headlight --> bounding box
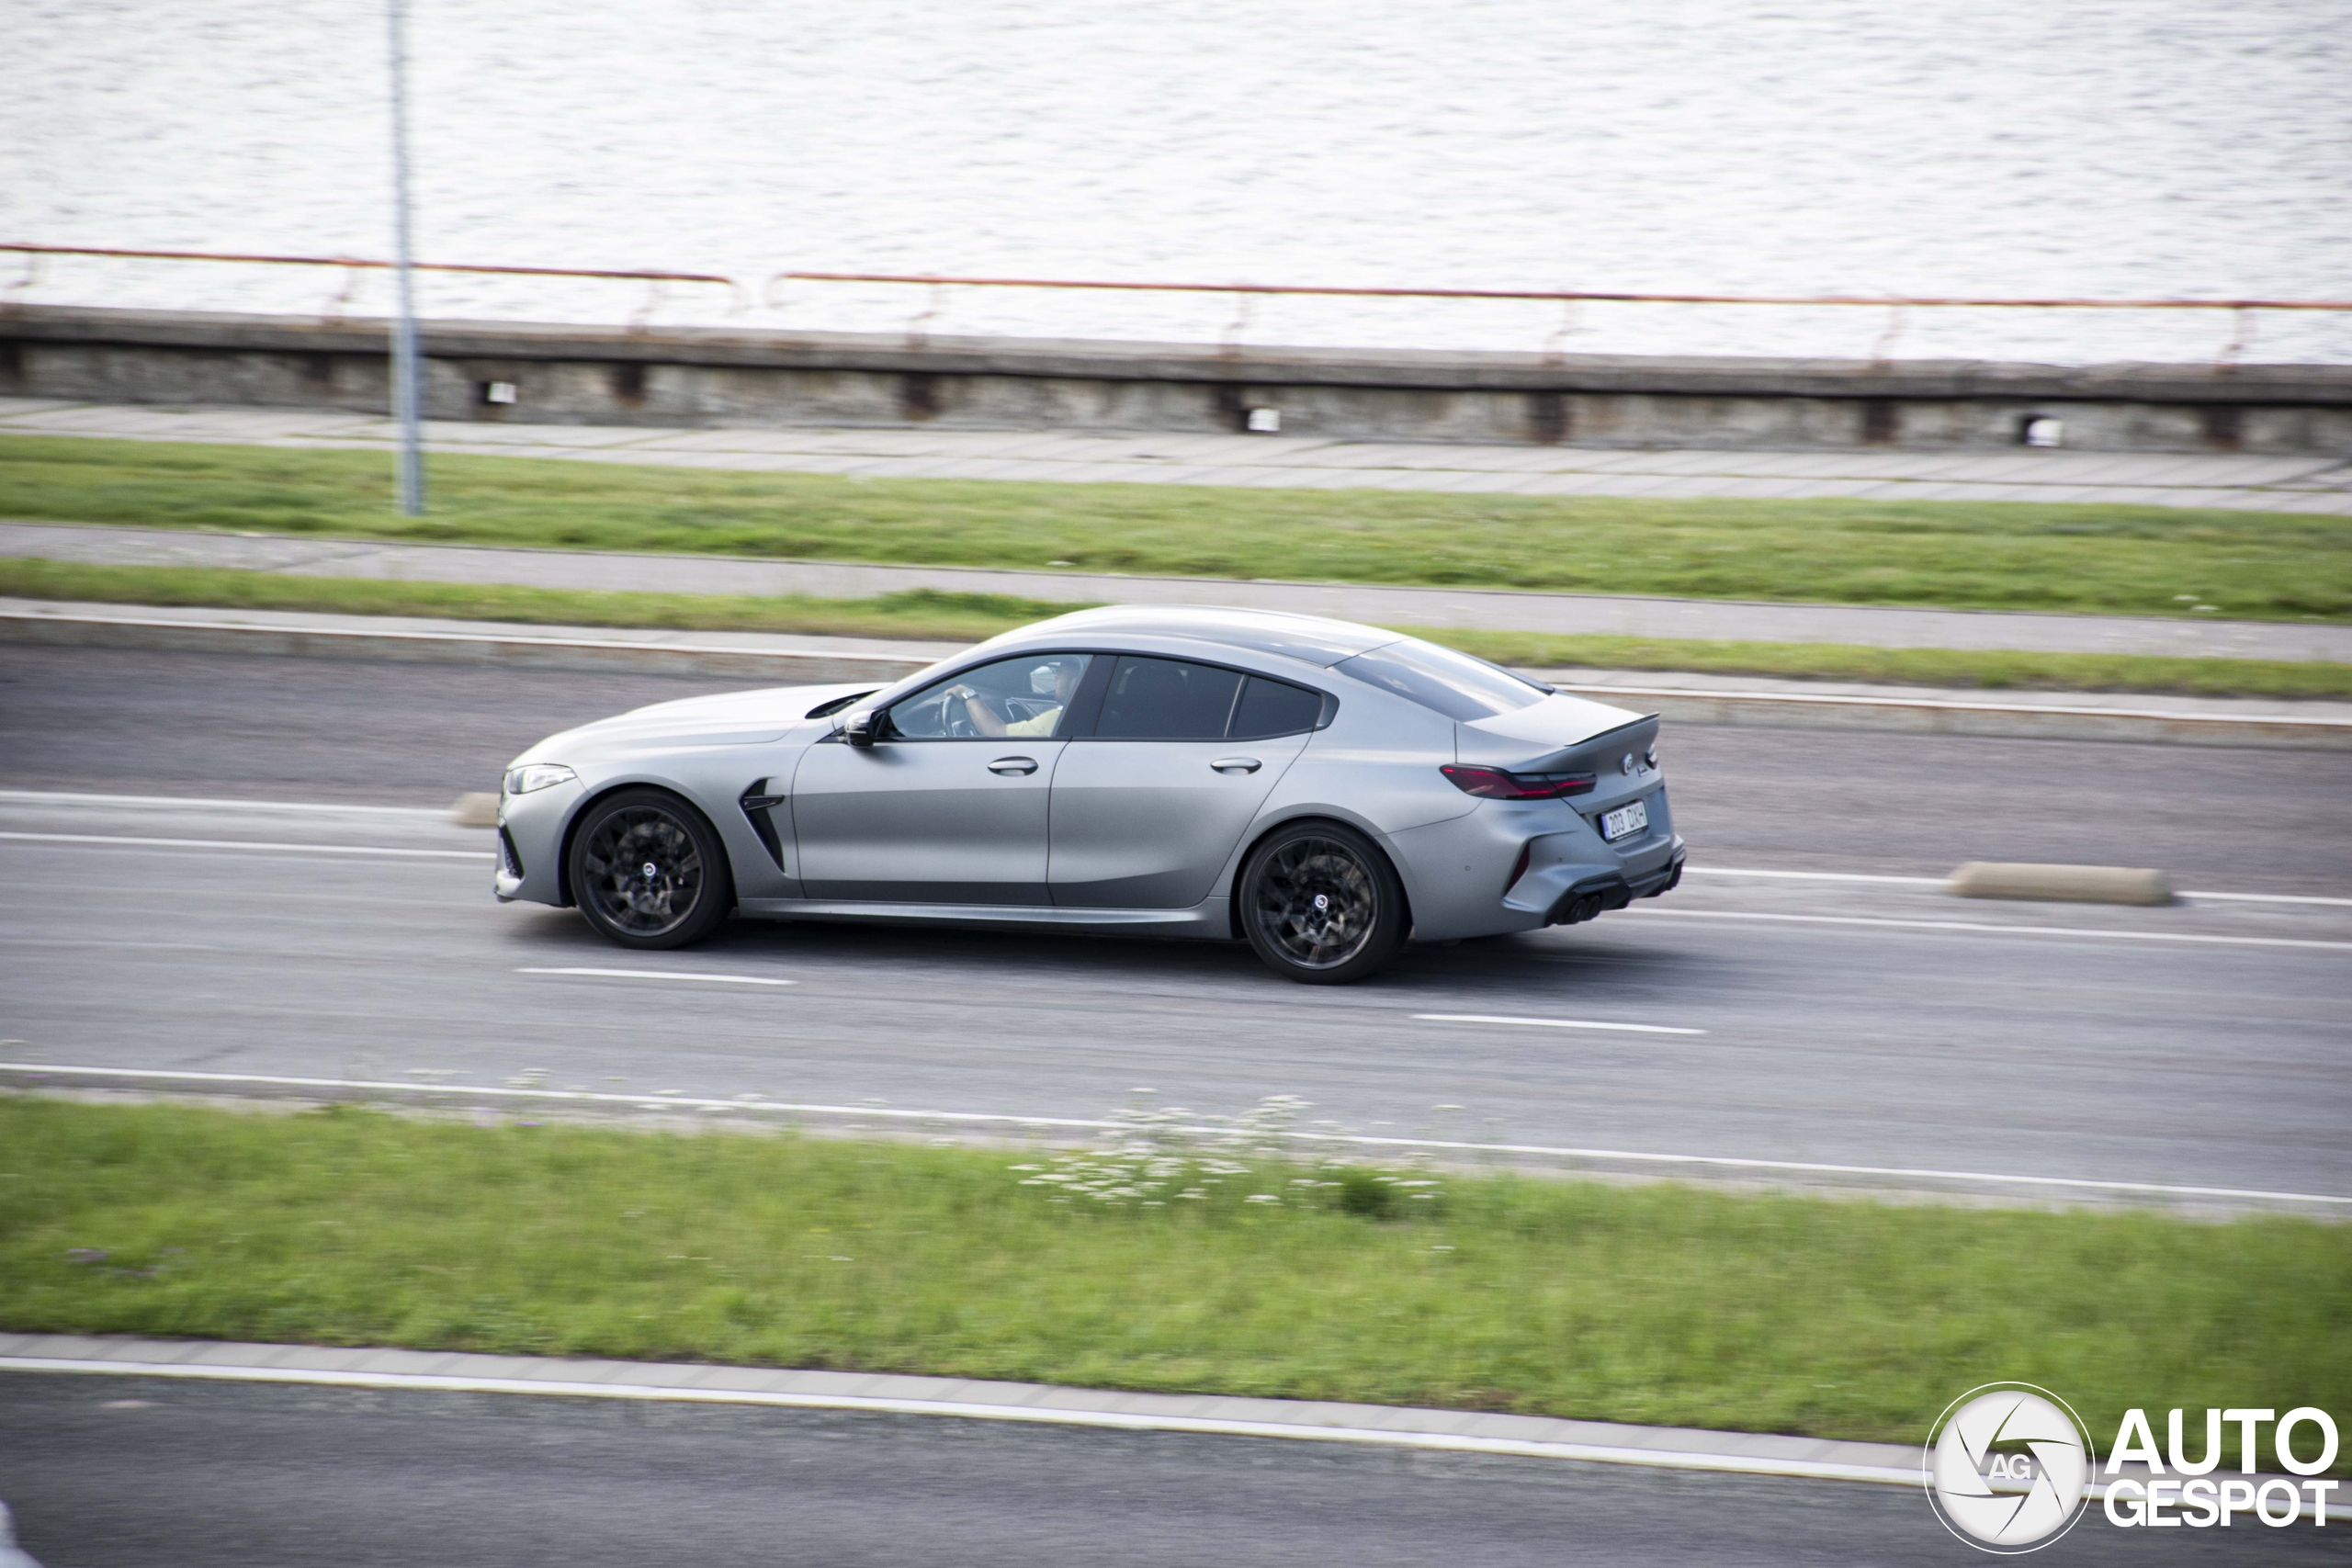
[503,763,577,795]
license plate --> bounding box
[1600,798,1649,843]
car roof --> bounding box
[994,604,1400,668]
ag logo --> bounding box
[1924,1383,2096,1552]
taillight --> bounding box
[1441,764,1597,800]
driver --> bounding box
[947,659,1082,738]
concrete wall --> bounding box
[5,304,2349,454]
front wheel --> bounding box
[1238,822,1407,985]
[568,788,734,949]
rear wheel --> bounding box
[568,788,734,949]
[1239,821,1407,985]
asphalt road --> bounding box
[4,643,2348,886]
[3,1375,2341,1568]
[1,644,2346,1199]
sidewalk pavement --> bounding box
[6,519,2346,664]
[6,394,2351,514]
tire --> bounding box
[1238,820,1408,985]
[567,788,735,950]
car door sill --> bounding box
[741,897,1226,932]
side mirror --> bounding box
[842,710,881,748]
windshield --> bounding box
[1335,639,1550,722]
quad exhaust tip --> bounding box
[1948,862,2172,907]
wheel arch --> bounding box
[556,779,737,912]
[1227,811,1416,944]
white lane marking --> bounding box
[6,1063,2346,1209]
[1684,866,1942,886]
[1415,1013,1705,1036]
[6,792,2340,905]
[0,788,450,818]
[1626,908,2352,952]
[2180,890,2352,908]
[0,831,489,860]
[516,967,796,987]
[1686,863,2352,907]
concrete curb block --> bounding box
[1949,862,2174,906]
[9,608,2349,749]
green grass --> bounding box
[4,433,2349,620]
[6,556,2347,699]
[4,1099,2346,1456]
[0,558,1084,645]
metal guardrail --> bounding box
[9,243,2352,360]
[1,242,746,324]
[771,270,2352,361]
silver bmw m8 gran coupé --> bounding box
[494,605,1684,983]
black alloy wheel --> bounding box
[568,788,734,949]
[1239,821,1407,985]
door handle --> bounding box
[988,756,1039,775]
[1210,757,1262,774]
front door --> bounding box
[1048,656,1318,909]
[788,652,1091,904]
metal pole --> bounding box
[387,0,424,513]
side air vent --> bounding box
[739,780,788,870]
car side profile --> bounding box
[494,605,1685,983]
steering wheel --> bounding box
[939,685,985,739]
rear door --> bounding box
[1047,658,1321,909]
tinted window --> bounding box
[1334,640,1549,722]
[1229,676,1326,739]
[1095,657,1243,739]
[886,653,1093,739]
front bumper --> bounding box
[492,776,584,906]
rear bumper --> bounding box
[1545,851,1685,926]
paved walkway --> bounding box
[6,394,2352,513]
[6,518,2346,661]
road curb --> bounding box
[7,606,2348,749]
[0,1333,1924,1487]
[8,1063,2348,1214]
[0,608,932,683]
[5,1337,2324,1519]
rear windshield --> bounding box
[1335,639,1550,722]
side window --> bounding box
[1094,657,1244,740]
[884,653,1092,739]
[1229,676,1326,739]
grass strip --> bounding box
[0,558,1080,646]
[3,1099,2346,1456]
[5,556,2346,700]
[4,433,2347,620]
